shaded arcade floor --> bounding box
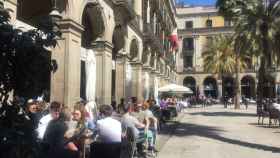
[157,105,280,158]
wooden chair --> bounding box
[257,105,269,125]
[268,107,280,126]
[120,126,136,158]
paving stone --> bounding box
[157,104,280,158]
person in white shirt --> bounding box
[96,104,122,143]
[121,103,146,139]
[36,101,62,139]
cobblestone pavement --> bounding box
[157,104,280,158]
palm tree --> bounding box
[216,0,280,105]
[202,35,248,109]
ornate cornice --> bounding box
[142,65,152,72]
[130,61,143,67]
[58,19,84,37]
[91,40,113,52]
[177,12,218,18]
[128,15,143,38]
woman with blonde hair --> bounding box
[142,101,158,153]
[72,101,87,129]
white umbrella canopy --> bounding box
[84,49,96,102]
[158,84,193,94]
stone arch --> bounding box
[81,3,106,47]
[183,76,196,96]
[129,38,139,61]
[203,76,218,98]
[112,25,126,59]
[17,0,52,24]
[79,1,107,24]
[241,75,256,99]
[80,2,106,100]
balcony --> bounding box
[183,67,196,73]
[178,26,234,36]
[113,0,136,23]
[129,14,141,32]
[143,23,164,54]
[182,50,194,57]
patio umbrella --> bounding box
[154,77,159,104]
[158,84,193,94]
[84,49,96,102]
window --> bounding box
[183,38,194,50]
[185,21,193,29]
[206,19,212,27]
[184,56,193,68]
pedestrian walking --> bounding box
[224,96,228,108]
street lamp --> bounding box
[50,0,61,21]
[49,0,62,34]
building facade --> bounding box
[2,0,178,106]
[175,5,280,100]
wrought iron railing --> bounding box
[178,26,234,34]
[143,23,164,54]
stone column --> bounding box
[217,79,223,99]
[131,62,143,101]
[150,70,159,100]
[92,41,113,105]
[157,73,163,88]
[115,54,126,104]
[51,19,83,106]
[197,77,204,96]
[142,66,152,100]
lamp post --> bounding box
[49,0,62,34]
[50,0,62,22]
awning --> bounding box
[158,84,193,94]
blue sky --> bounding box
[176,0,217,6]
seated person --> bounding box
[132,102,158,151]
[96,105,122,143]
[121,103,147,157]
[121,103,146,140]
[37,101,62,140]
[43,105,79,158]
[142,102,158,150]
